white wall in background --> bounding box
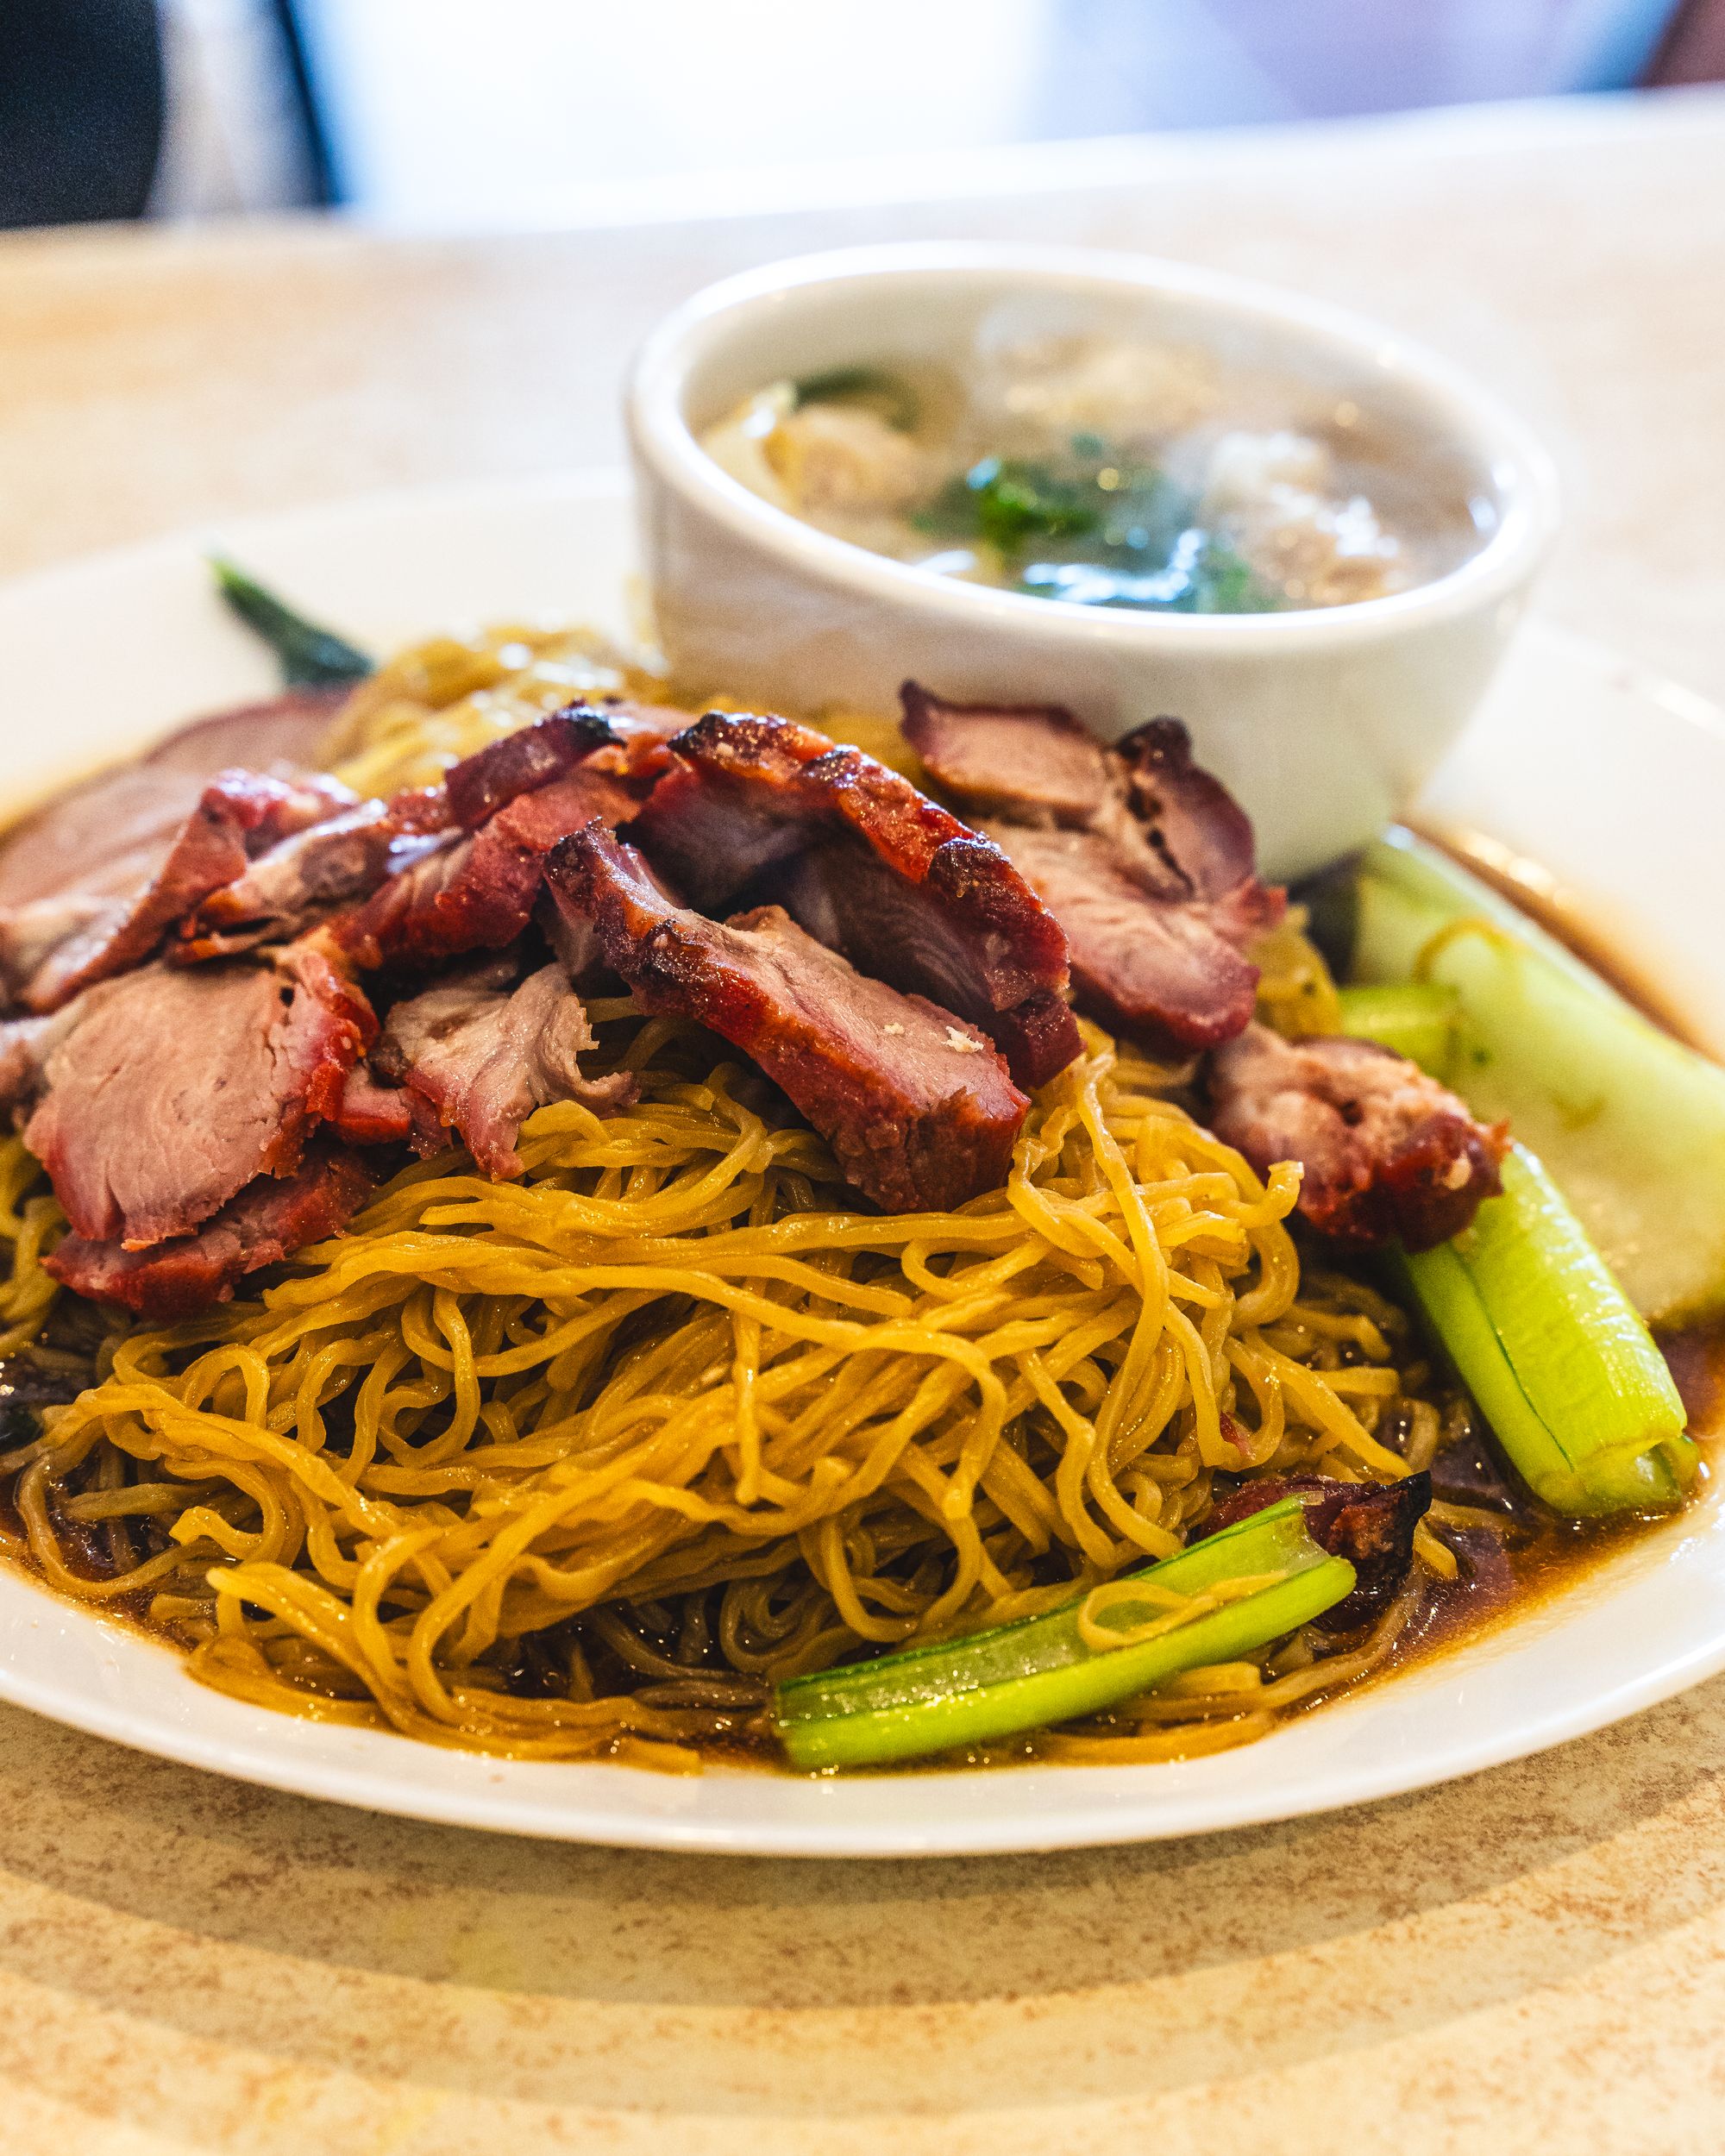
[1028,0,1676,132]
[297,0,1051,225]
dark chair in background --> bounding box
[0,0,332,229]
[0,0,163,228]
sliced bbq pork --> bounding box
[546,823,1028,1213]
[45,1140,379,1321]
[181,794,407,960]
[20,938,372,1250]
[900,686,1283,1058]
[1207,1023,1507,1252]
[328,705,663,972]
[171,701,682,969]
[0,689,354,1014]
[7,767,355,1013]
[0,686,342,912]
[634,712,1080,1090]
[371,956,637,1177]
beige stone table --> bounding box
[2,89,1724,2156]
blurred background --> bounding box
[2,0,1722,232]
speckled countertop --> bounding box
[1,90,1723,2156]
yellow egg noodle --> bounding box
[0,624,1474,1773]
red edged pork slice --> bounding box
[985,825,1263,1057]
[373,957,636,1178]
[900,681,1113,825]
[899,688,1284,1056]
[329,1062,419,1148]
[0,688,347,921]
[333,755,641,975]
[23,938,373,1249]
[1207,1023,1507,1252]
[442,705,621,830]
[440,697,687,831]
[11,768,354,1013]
[1108,717,1264,904]
[45,1140,380,1321]
[187,707,645,964]
[182,795,406,959]
[546,824,1028,1214]
[637,712,1080,1090]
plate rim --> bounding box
[1,468,1722,1858]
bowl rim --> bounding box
[627,240,1562,652]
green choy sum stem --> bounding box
[774,1497,1353,1771]
[1349,827,1725,1326]
[1396,1144,1697,1517]
[1335,981,1461,1074]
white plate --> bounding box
[0,470,1721,1858]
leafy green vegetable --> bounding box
[774,1497,1352,1770]
[792,367,919,432]
[1335,981,1461,1071]
[919,456,1101,554]
[210,556,373,687]
[913,434,1280,615]
[1396,1145,1697,1516]
[1350,829,1725,1326]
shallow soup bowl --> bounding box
[627,242,1560,881]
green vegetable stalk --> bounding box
[1335,981,1460,1072]
[774,1497,1352,1771]
[210,556,373,688]
[1396,1144,1697,1516]
[1351,829,1725,1326]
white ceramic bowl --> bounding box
[628,243,1561,881]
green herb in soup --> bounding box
[912,438,1283,614]
[699,334,1423,613]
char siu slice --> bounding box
[1207,1023,1506,1252]
[190,708,634,964]
[546,824,1029,1213]
[900,686,1283,1058]
[1198,1471,1433,1631]
[0,689,347,919]
[46,1140,379,1321]
[984,826,1263,1056]
[442,706,620,830]
[1109,717,1263,901]
[636,712,1080,1090]
[329,711,649,972]
[373,956,636,1177]
[8,768,354,1013]
[899,683,1114,824]
[185,780,458,963]
[23,938,373,1249]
